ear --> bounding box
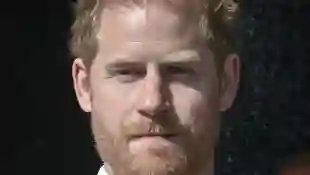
[72,58,92,113]
[219,53,240,111]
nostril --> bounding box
[138,102,170,118]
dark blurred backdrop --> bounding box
[16,1,310,175]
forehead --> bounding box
[93,0,216,63]
[95,0,210,62]
[98,2,202,39]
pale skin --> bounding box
[72,1,240,175]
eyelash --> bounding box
[117,70,144,75]
[111,66,195,83]
[113,69,145,82]
[166,66,195,75]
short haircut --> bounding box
[70,0,240,67]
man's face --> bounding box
[73,1,239,175]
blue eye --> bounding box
[168,66,195,75]
[115,69,145,83]
[117,70,136,75]
[164,66,197,82]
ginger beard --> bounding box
[91,90,220,175]
[73,1,238,175]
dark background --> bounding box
[16,1,310,175]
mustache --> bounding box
[121,115,181,139]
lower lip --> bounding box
[135,135,176,138]
[131,135,177,141]
[129,135,177,153]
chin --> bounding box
[129,146,188,175]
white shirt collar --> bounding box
[97,165,109,175]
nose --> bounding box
[137,66,169,117]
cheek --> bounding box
[169,77,220,145]
[169,81,220,160]
[89,66,142,136]
[170,80,219,125]
[89,70,143,161]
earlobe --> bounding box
[219,53,240,112]
[72,58,92,113]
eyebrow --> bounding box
[104,49,201,69]
[160,50,201,63]
[104,60,144,71]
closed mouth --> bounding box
[131,133,177,139]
